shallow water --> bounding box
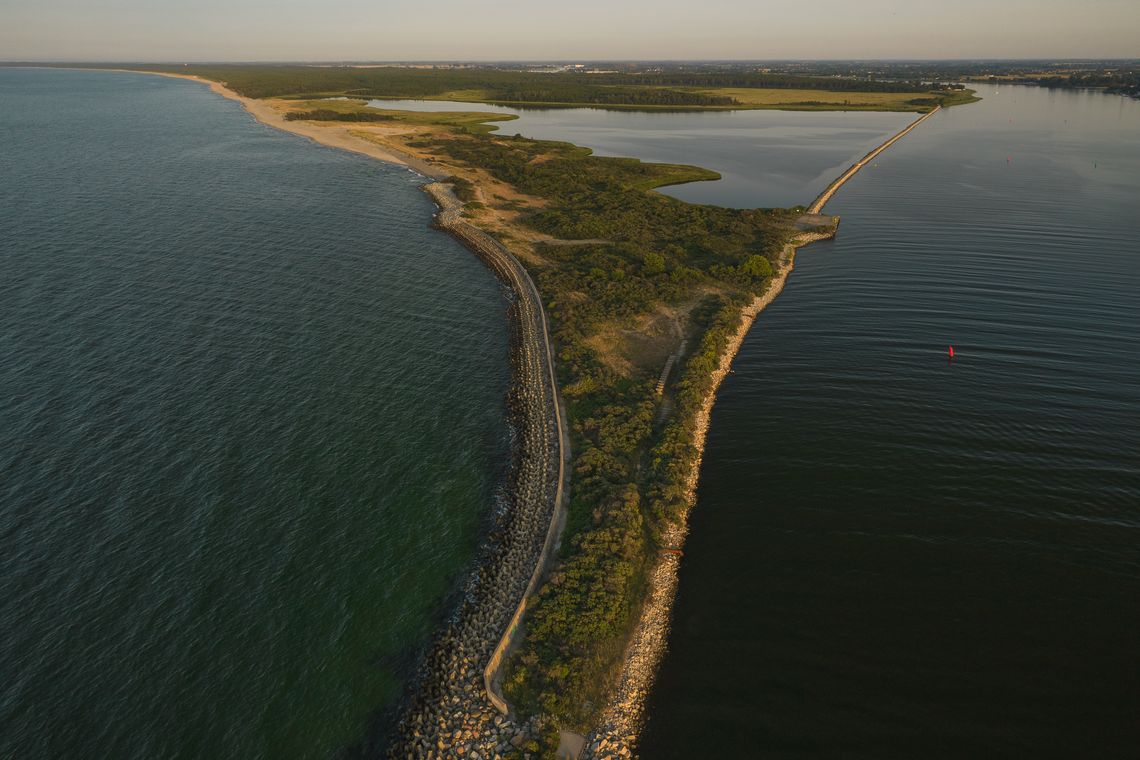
[367,98,914,208]
[0,69,510,759]
[641,86,1140,757]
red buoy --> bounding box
[948,345,955,358]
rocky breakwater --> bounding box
[385,183,564,759]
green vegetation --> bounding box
[137,64,913,736]
[286,97,517,134]
[155,61,968,736]
[927,87,982,108]
[241,76,846,734]
[394,118,796,727]
[1020,70,1140,98]
[476,84,736,107]
[118,64,975,111]
[126,65,739,106]
[283,108,394,122]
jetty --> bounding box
[807,105,941,214]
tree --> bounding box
[642,251,665,275]
[741,254,773,278]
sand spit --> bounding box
[100,69,909,758]
[131,71,448,179]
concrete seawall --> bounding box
[385,183,566,758]
[807,105,941,214]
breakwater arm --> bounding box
[807,105,941,214]
[425,184,569,714]
[385,183,567,758]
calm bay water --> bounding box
[367,98,914,208]
[0,69,510,758]
[642,87,1140,757]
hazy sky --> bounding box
[2,0,1138,61]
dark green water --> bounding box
[366,98,915,208]
[642,87,1140,756]
[0,69,510,758]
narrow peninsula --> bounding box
[119,65,969,758]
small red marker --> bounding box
[948,345,955,359]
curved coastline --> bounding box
[106,69,936,757]
[127,71,570,757]
[383,182,569,757]
[133,71,449,178]
[422,185,569,717]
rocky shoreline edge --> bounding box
[583,227,837,759]
[109,70,560,758]
[383,183,567,760]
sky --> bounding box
[2,0,1138,61]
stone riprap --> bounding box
[385,183,565,759]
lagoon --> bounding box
[367,98,915,208]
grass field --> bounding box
[368,85,977,113]
[282,97,517,134]
[691,86,980,111]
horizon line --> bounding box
[4,57,1139,65]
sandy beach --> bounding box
[133,71,449,179]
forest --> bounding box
[99,63,962,108]
[282,108,395,121]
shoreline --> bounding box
[807,105,940,213]
[126,70,568,756]
[95,67,921,756]
[583,228,836,759]
[589,96,939,760]
[125,70,449,179]
[381,184,566,758]
[422,182,570,716]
